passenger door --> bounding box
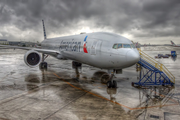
[91,40,102,55]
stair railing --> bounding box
[137,48,175,83]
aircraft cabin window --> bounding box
[113,44,118,49]
[118,44,122,48]
[123,44,131,48]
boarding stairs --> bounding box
[133,49,175,86]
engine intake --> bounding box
[24,50,41,67]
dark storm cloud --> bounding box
[0,0,180,42]
[132,0,180,37]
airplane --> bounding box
[0,20,140,88]
[170,41,180,47]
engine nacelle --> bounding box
[24,50,42,67]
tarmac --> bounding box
[0,47,180,120]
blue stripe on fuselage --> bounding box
[84,36,88,42]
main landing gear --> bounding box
[39,54,48,70]
[72,61,82,69]
[72,61,82,80]
[39,62,48,69]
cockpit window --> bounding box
[123,44,131,48]
[117,44,122,48]
[113,44,118,49]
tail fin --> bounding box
[42,20,47,39]
[171,41,175,45]
[35,44,41,48]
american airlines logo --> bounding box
[83,36,88,53]
[59,36,88,53]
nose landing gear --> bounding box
[107,80,117,88]
[106,73,117,88]
[101,70,117,88]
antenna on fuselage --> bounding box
[42,20,47,40]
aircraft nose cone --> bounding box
[126,50,140,64]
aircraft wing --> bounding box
[0,45,60,56]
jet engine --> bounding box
[24,50,42,67]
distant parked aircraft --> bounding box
[170,41,180,47]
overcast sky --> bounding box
[0,0,180,44]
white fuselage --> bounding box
[41,32,140,69]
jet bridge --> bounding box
[133,49,175,86]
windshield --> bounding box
[113,44,118,49]
[123,44,131,48]
[117,44,122,48]
[112,43,135,49]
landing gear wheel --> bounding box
[107,81,112,88]
[112,80,117,88]
[39,62,48,70]
[131,82,134,87]
[72,61,82,69]
[107,80,117,88]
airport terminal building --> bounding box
[0,39,36,47]
[0,39,9,45]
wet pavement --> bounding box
[0,47,180,120]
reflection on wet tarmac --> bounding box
[137,86,175,108]
[25,74,40,83]
[132,86,178,119]
[26,67,178,111]
[171,55,177,61]
[73,67,80,81]
[107,88,117,102]
[25,74,40,91]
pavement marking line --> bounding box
[53,73,179,111]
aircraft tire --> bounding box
[112,80,117,88]
[107,81,112,88]
[39,62,48,70]
[43,62,48,69]
[72,61,82,69]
